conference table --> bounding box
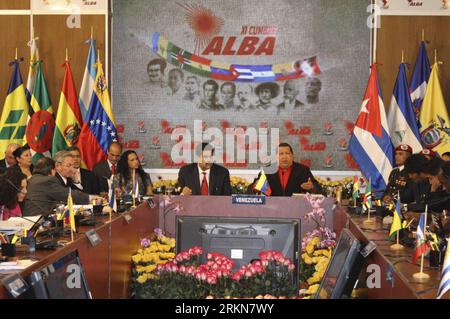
[0,195,448,299]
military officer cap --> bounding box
[395,144,413,153]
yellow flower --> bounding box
[310,237,320,246]
[306,244,315,255]
[131,254,142,264]
[303,255,313,265]
[136,274,148,284]
[302,296,311,299]
[135,265,145,273]
[306,284,319,295]
[145,265,157,273]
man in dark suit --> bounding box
[178,143,231,196]
[0,143,19,174]
[92,142,122,193]
[23,157,102,216]
[68,146,99,194]
[277,80,304,114]
[250,143,323,196]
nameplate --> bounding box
[123,213,133,224]
[1,273,29,298]
[231,195,266,205]
[86,229,102,247]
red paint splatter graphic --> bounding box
[177,2,224,54]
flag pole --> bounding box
[401,50,404,63]
[65,48,68,62]
[15,48,18,60]
[132,168,136,208]
[413,204,430,280]
[422,29,424,42]
[91,26,93,39]
[363,178,374,224]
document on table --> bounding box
[0,260,36,273]
[0,216,42,235]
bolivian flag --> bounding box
[52,60,83,155]
[0,60,28,159]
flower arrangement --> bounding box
[130,228,176,294]
[151,176,251,195]
[132,247,298,299]
[316,176,354,200]
[299,194,336,297]
[230,176,251,194]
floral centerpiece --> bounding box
[152,177,180,195]
[132,245,298,299]
[130,228,176,297]
[299,194,336,298]
[316,176,354,201]
[230,176,251,194]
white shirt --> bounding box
[198,165,210,192]
[72,168,83,191]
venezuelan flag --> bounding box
[253,171,272,196]
[77,56,117,170]
[0,60,28,159]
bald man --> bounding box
[0,143,20,173]
[277,80,304,114]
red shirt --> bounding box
[278,165,293,191]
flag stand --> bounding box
[390,232,404,250]
[363,209,375,225]
[413,205,430,280]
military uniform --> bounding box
[382,166,409,202]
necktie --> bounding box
[201,172,208,195]
[111,164,117,175]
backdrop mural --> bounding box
[112,0,370,170]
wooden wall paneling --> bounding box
[377,16,450,114]
[0,14,30,112]
[0,0,29,10]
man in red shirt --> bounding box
[251,143,323,196]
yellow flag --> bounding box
[67,189,76,233]
[419,62,450,155]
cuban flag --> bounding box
[79,37,97,122]
[437,238,450,299]
[410,41,431,122]
[349,64,394,195]
[387,63,423,153]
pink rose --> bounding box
[231,273,242,282]
[288,264,295,271]
[206,276,217,285]
[262,260,269,267]
[179,265,186,273]
[245,270,253,278]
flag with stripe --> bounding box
[79,37,97,122]
[349,64,394,194]
[78,57,118,170]
[253,170,272,196]
[437,238,450,299]
[389,199,403,237]
[0,60,28,159]
[24,37,40,148]
[26,61,55,164]
[410,41,431,121]
[352,176,359,201]
[108,175,117,212]
[362,181,372,212]
[418,62,450,155]
[67,188,76,233]
[52,60,84,155]
[387,63,422,153]
[412,213,429,264]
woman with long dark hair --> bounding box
[13,145,33,178]
[117,150,153,196]
[0,166,27,220]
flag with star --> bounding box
[0,59,28,158]
[77,56,117,170]
[52,59,84,155]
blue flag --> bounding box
[410,41,431,123]
[388,63,423,153]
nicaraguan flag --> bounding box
[349,64,394,195]
[387,63,423,153]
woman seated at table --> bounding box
[13,145,33,178]
[117,150,153,197]
[0,166,28,220]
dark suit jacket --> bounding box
[92,160,112,193]
[23,174,90,216]
[250,162,323,196]
[0,159,8,174]
[277,99,304,114]
[178,163,231,195]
